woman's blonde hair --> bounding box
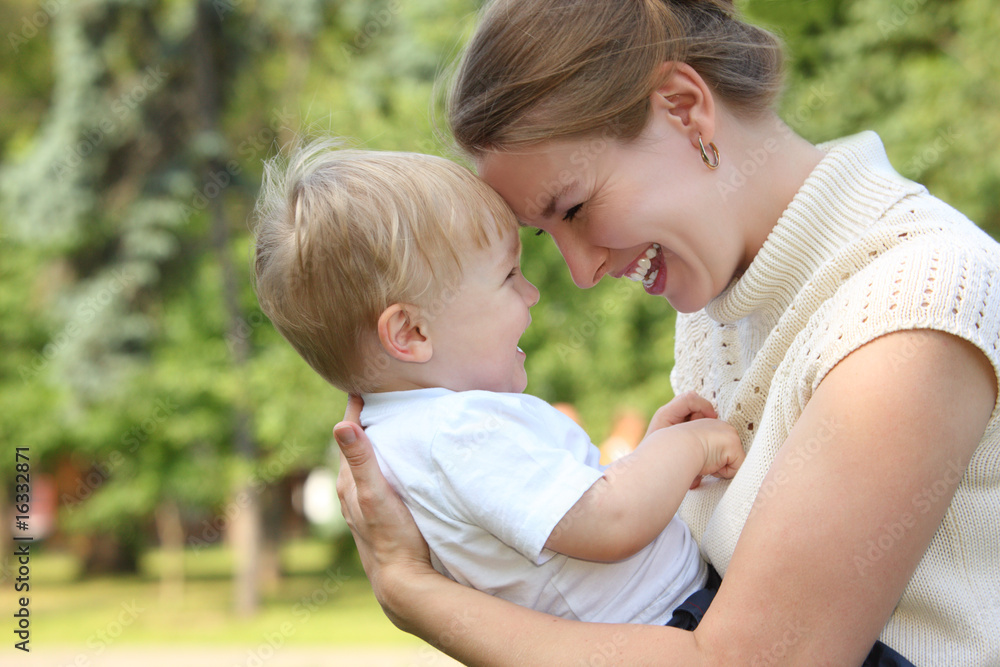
[448,0,784,153]
[252,139,518,394]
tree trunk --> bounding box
[192,0,261,617]
[154,500,185,604]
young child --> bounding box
[252,139,744,624]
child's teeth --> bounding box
[645,247,657,259]
[643,269,658,288]
[637,257,651,271]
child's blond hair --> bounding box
[252,139,518,394]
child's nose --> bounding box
[523,279,540,307]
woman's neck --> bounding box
[718,114,826,274]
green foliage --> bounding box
[1,0,997,585]
[745,0,1000,236]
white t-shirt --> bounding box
[360,388,706,624]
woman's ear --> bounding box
[377,304,433,363]
[650,62,717,147]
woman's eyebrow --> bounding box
[540,184,573,219]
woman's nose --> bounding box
[552,232,606,289]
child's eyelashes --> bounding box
[534,229,547,237]
[563,203,583,222]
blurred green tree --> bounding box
[745,0,1000,236]
[1,0,996,615]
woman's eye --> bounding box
[563,203,583,222]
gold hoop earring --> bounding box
[698,135,720,170]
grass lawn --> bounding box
[27,539,423,648]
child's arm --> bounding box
[544,395,743,562]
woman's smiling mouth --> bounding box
[616,243,665,292]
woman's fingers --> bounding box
[333,421,390,530]
[332,419,432,569]
[344,394,363,425]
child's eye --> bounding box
[534,229,547,237]
[563,203,584,222]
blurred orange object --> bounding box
[599,409,646,465]
[553,402,583,426]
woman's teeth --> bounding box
[627,244,660,287]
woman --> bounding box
[335,0,1000,664]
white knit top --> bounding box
[674,132,1000,665]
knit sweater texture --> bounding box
[674,131,1000,664]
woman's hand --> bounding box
[334,395,434,630]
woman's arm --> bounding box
[334,403,704,665]
[337,330,996,666]
[695,330,995,665]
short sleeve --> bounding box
[810,232,1000,422]
[430,393,604,564]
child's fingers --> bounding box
[649,393,719,433]
[666,392,718,421]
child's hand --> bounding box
[645,391,718,436]
[670,418,744,489]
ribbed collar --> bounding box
[704,131,923,327]
[360,387,454,427]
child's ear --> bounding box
[377,304,433,363]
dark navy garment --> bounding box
[665,566,917,667]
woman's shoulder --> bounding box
[804,214,1000,393]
